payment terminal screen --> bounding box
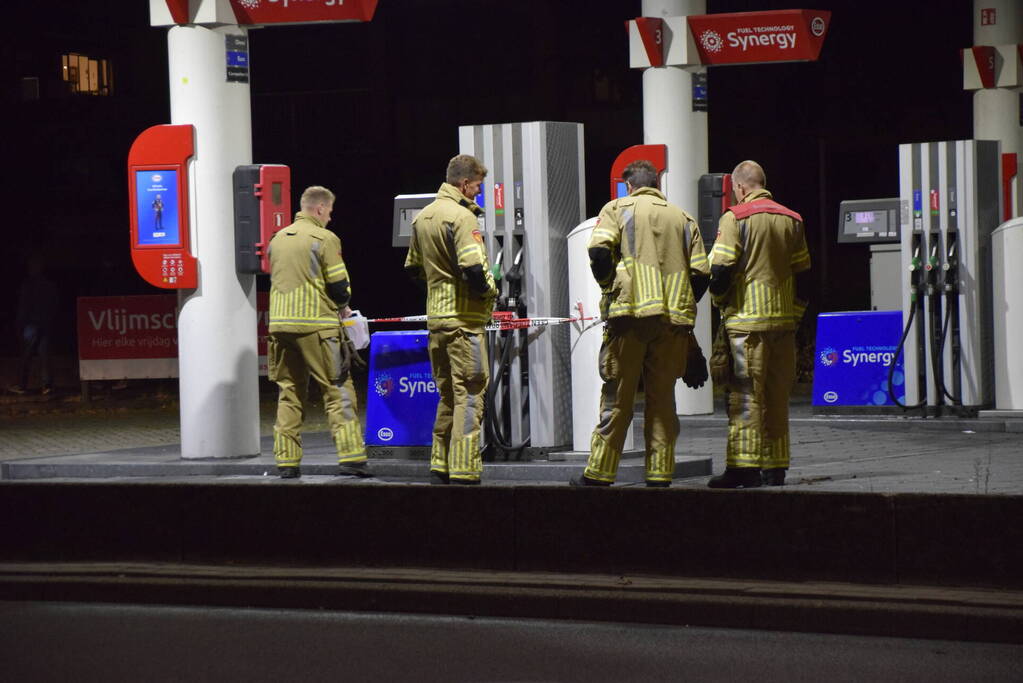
[135,169,180,246]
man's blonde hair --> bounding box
[446,154,488,185]
[300,185,335,210]
[732,160,766,189]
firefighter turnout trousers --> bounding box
[725,329,795,470]
[585,316,689,485]
[428,326,488,483]
[268,329,366,469]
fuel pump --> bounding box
[459,121,585,458]
[897,140,1000,415]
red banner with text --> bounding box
[227,0,378,25]
[76,294,270,379]
[687,10,831,65]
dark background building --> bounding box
[3,0,973,364]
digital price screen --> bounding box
[851,210,889,233]
[837,198,900,244]
[135,169,181,246]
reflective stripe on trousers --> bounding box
[585,317,688,484]
[428,327,488,481]
[268,330,366,466]
[725,329,795,469]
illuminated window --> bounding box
[61,53,113,96]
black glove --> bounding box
[337,328,366,382]
[682,331,709,389]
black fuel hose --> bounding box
[934,294,962,405]
[485,328,530,457]
[887,297,928,411]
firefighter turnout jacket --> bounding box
[404,183,498,332]
[268,212,350,334]
[709,188,811,331]
[589,187,710,326]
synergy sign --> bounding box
[157,0,377,26]
[688,10,831,65]
[227,0,377,24]
[365,331,440,447]
[812,311,904,407]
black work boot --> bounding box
[707,467,762,489]
[278,466,301,479]
[449,477,481,486]
[429,470,450,485]
[569,475,611,487]
[762,468,787,486]
[338,461,373,478]
[645,480,671,488]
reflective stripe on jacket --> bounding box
[268,212,349,334]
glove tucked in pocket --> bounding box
[709,323,734,389]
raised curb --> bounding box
[1,562,1020,643]
[0,454,711,482]
[2,482,1020,589]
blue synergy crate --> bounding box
[364,330,439,446]
[812,310,904,407]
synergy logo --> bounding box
[374,373,395,398]
[700,30,724,53]
[843,349,896,367]
[818,345,897,369]
[374,372,438,399]
[237,0,260,9]
[399,374,438,398]
[703,25,798,52]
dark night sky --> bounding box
[4,1,973,355]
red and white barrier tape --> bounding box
[367,314,596,332]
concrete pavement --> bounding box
[1,384,1020,493]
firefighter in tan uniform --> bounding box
[268,185,369,479]
[404,155,498,485]
[571,160,711,487]
[708,160,811,488]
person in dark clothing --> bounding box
[9,259,59,395]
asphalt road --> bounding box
[2,601,1020,682]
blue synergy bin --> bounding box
[812,311,904,407]
[364,330,439,446]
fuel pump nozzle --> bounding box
[924,241,940,297]
[500,248,526,317]
[909,245,923,302]
[491,248,504,285]
[942,238,958,294]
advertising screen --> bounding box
[135,169,180,246]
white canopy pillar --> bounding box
[641,0,712,415]
[168,23,259,459]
